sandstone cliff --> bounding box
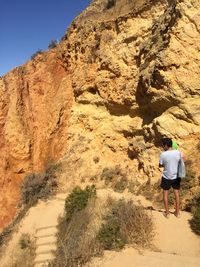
[0,0,200,231]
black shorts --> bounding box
[160,177,181,190]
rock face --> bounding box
[0,52,73,229]
[1,0,200,230]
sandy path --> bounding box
[91,197,200,267]
[0,193,67,267]
[153,210,200,257]
[1,189,200,267]
[91,248,200,267]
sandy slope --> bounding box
[90,205,200,267]
[91,248,200,267]
[153,210,200,257]
[0,193,67,267]
[0,189,200,267]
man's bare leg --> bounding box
[163,190,169,216]
[174,189,180,216]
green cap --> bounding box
[172,140,178,150]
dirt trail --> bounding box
[91,190,200,267]
[0,193,67,267]
[153,210,200,257]
[91,248,200,267]
[0,189,200,267]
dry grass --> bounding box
[0,162,60,257]
[98,198,154,250]
[49,188,154,266]
[8,234,35,267]
[21,162,60,207]
[100,165,128,192]
[52,186,101,267]
[115,199,154,246]
[53,205,101,267]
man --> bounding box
[159,138,181,218]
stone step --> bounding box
[36,227,57,238]
[36,244,57,255]
[36,225,57,232]
[36,234,57,240]
[36,236,57,246]
[34,253,55,265]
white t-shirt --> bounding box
[159,150,181,180]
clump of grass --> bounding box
[114,177,128,193]
[128,180,140,194]
[93,156,100,164]
[101,165,128,192]
[48,39,58,49]
[181,160,197,192]
[0,163,60,252]
[64,185,96,221]
[98,199,154,250]
[186,192,200,235]
[106,0,116,9]
[185,193,200,212]
[190,207,200,235]
[19,233,31,249]
[101,166,121,184]
[98,216,125,250]
[137,180,160,202]
[196,141,200,151]
[31,49,43,60]
[20,163,59,207]
[10,234,35,267]
[52,185,100,267]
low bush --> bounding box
[19,233,31,249]
[190,207,200,235]
[98,199,154,250]
[106,0,116,9]
[181,168,196,191]
[52,185,100,267]
[98,217,125,250]
[196,141,200,151]
[48,39,58,49]
[114,177,128,193]
[31,49,43,60]
[64,185,96,221]
[185,193,200,212]
[9,234,35,267]
[21,163,59,207]
[186,193,200,235]
[100,166,121,184]
[101,166,128,192]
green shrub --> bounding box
[98,215,126,250]
[64,185,96,221]
[98,199,154,250]
[185,193,200,212]
[181,168,196,191]
[12,234,35,267]
[196,141,200,151]
[114,177,128,193]
[31,49,43,60]
[48,39,58,49]
[19,233,31,249]
[106,0,116,9]
[100,165,124,185]
[52,186,99,267]
[101,166,119,182]
[190,207,200,235]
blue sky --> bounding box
[0,0,91,76]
